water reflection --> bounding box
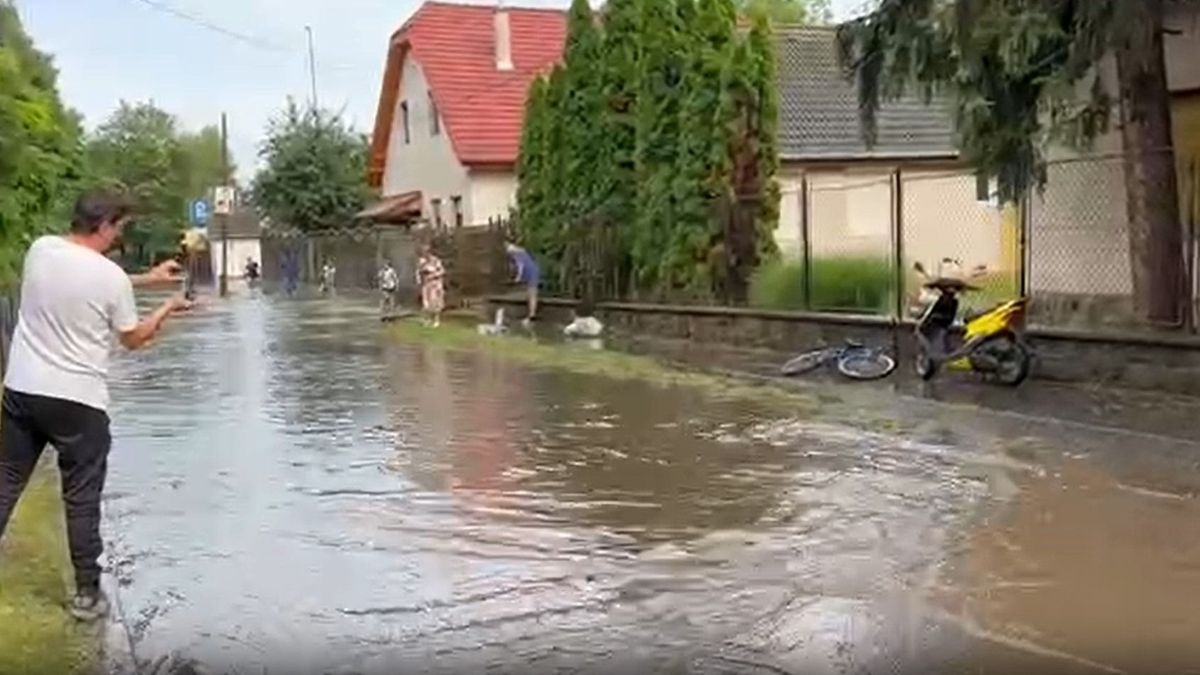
[100,294,1200,674]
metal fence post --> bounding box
[1186,158,1198,333]
[800,174,812,311]
[891,167,904,322]
[1018,192,1031,299]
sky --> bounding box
[16,0,865,184]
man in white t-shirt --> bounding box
[0,191,189,622]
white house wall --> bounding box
[776,178,803,259]
[774,165,1008,274]
[210,239,262,281]
[381,54,472,224]
[468,170,517,226]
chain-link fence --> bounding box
[765,151,1200,336]
[1028,151,1199,332]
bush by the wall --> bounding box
[749,259,806,310]
[750,257,893,312]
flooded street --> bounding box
[103,293,1200,674]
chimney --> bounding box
[494,4,513,71]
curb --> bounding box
[98,536,139,674]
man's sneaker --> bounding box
[69,589,110,622]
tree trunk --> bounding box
[1116,0,1187,326]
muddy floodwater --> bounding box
[103,293,1200,674]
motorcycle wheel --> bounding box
[988,337,1031,386]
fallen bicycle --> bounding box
[779,339,897,381]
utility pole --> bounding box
[305,26,319,110]
[219,112,230,298]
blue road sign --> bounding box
[190,199,210,227]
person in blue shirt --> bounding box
[505,241,539,323]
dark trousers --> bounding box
[0,389,111,593]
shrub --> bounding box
[750,256,893,312]
[750,259,806,310]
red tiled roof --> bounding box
[369,2,567,185]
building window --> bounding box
[429,91,440,136]
[451,195,463,228]
[431,198,443,229]
[401,101,410,144]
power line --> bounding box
[132,0,293,53]
[130,0,363,75]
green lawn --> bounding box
[0,462,96,675]
[388,319,817,410]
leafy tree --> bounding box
[598,0,641,277]
[837,0,1192,324]
[748,14,781,261]
[723,13,781,302]
[671,0,738,295]
[87,103,183,265]
[558,0,609,294]
[514,0,782,302]
[251,101,371,232]
[736,0,831,23]
[84,102,229,267]
[177,126,227,202]
[632,0,688,293]
[0,1,84,284]
[516,76,551,253]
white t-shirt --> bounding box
[4,236,138,412]
[379,267,398,291]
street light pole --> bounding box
[305,26,319,110]
[219,112,230,298]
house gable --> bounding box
[368,1,566,188]
[380,50,470,225]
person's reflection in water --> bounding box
[382,344,532,509]
[382,343,455,486]
[445,353,529,501]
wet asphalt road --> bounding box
[102,290,1200,674]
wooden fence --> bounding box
[261,221,509,307]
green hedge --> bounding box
[750,257,893,312]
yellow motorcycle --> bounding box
[912,262,1031,386]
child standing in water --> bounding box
[320,259,337,296]
[416,244,446,327]
[378,260,400,315]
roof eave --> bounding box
[465,159,517,171]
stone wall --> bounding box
[488,296,1200,396]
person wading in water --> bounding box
[505,241,540,327]
[416,244,446,327]
[0,191,191,621]
[378,259,399,316]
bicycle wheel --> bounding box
[837,349,897,381]
[780,349,833,376]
